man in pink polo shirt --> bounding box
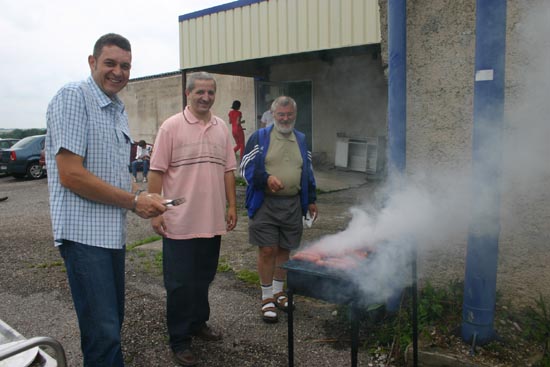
[148,71,237,367]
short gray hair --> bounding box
[271,96,297,112]
[186,71,216,92]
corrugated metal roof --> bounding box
[179,0,380,70]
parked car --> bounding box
[0,138,19,150]
[0,135,46,179]
[39,148,47,174]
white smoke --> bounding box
[302,1,550,306]
[306,169,472,304]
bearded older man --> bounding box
[240,96,318,323]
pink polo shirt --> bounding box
[150,107,237,239]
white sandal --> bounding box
[274,292,294,312]
[261,298,278,323]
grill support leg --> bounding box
[412,245,419,367]
[288,289,294,367]
[350,303,359,367]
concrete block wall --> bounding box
[378,0,550,305]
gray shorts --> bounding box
[248,195,303,250]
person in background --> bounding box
[148,71,237,367]
[260,100,275,128]
[45,33,166,367]
[240,96,317,323]
[131,139,151,182]
[228,100,245,159]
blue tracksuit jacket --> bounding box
[239,124,316,218]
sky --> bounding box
[0,0,231,130]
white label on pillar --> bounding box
[475,69,494,81]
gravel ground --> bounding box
[1,171,549,366]
[0,173,383,367]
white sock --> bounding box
[261,284,273,300]
[273,279,285,295]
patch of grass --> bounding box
[351,279,550,366]
[32,260,64,269]
[236,269,259,285]
[522,294,550,365]
[153,251,163,269]
[126,235,163,275]
[217,258,233,273]
[235,176,247,186]
[135,250,147,258]
[127,235,162,251]
[137,251,163,275]
[351,279,464,365]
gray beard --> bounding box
[274,121,295,134]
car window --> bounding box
[11,136,41,149]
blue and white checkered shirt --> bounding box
[46,76,132,249]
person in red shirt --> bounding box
[228,100,245,159]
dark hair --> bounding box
[93,33,131,59]
[231,100,241,110]
[186,71,216,92]
[138,140,146,148]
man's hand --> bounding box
[226,206,237,231]
[151,215,167,236]
[308,203,318,223]
[134,192,166,219]
[267,175,284,193]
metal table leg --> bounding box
[350,303,359,367]
[288,289,294,367]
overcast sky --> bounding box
[0,0,230,130]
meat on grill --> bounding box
[290,246,374,270]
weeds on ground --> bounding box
[363,280,464,362]
[325,280,465,365]
[217,257,233,273]
[235,177,247,186]
[522,294,550,366]
[127,235,161,250]
[236,269,259,284]
[32,260,64,269]
[126,237,163,275]
[326,280,547,366]
[130,250,163,275]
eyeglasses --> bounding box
[275,112,295,118]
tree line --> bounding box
[0,129,47,139]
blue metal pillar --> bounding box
[387,0,407,174]
[388,2,417,366]
[462,0,507,345]
[387,0,408,312]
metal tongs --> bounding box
[164,197,186,207]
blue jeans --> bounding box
[59,240,126,367]
[163,236,221,351]
[131,159,149,178]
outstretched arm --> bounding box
[56,148,166,219]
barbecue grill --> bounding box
[283,249,418,367]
